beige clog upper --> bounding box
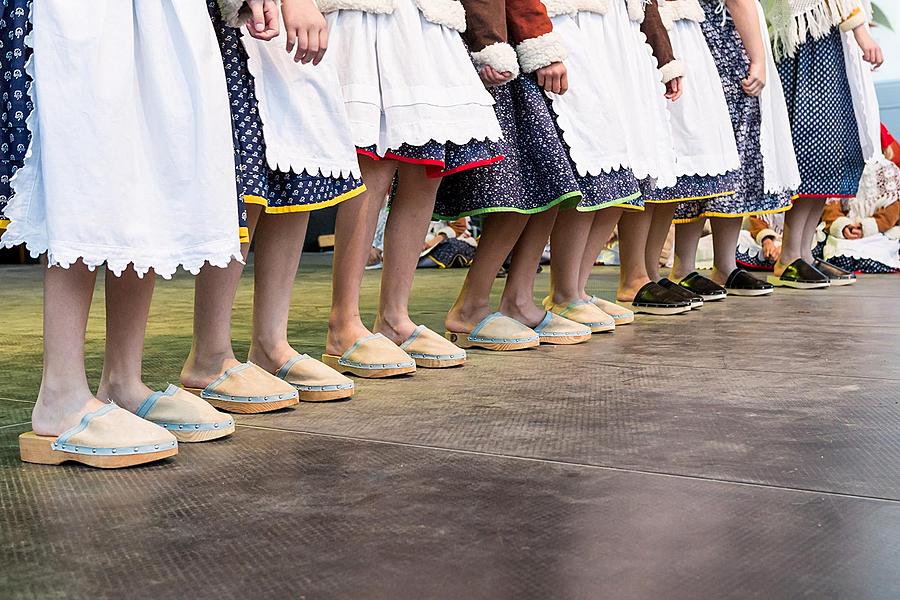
[339,334,416,370]
[400,326,466,360]
[467,313,539,343]
[276,355,354,390]
[533,312,591,337]
[543,297,615,329]
[202,362,298,402]
[137,385,234,428]
[53,404,176,453]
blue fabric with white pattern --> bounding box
[675,2,792,222]
[0,0,31,225]
[208,0,363,234]
[776,27,864,198]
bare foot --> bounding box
[498,298,547,329]
[616,277,652,303]
[96,380,156,414]
[31,386,107,437]
[180,352,242,390]
[445,301,492,335]
[373,313,418,347]
[326,317,374,357]
[709,268,730,286]
[248,339,301,375]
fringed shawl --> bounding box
[767,0,862,59]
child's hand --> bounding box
[854,27,884,70]
[246,0,280,41]
[665,77,682,101]
[741,61,766,97]
[283,0,329,65]
[762,238,781,262]
[479,65,514,87]
[843,224,863,239]
[536,62,568,95]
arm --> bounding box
[864,201,900,236]
[507,0,569,93]
[749,216,778,246]
[724,0,766,96]
[823,202,855,239]
[282,0,329,64]
[641,1,681,82]
[842,6,884,69]
[460,0,520,83]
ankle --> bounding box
[247,338,296,371]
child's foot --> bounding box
[373,314,418,348]
[445,302,493,336]
[247,340,302,377]
[616,277,653,303]
[96,379,155,413]
[326,318,374,357]
[180,354,243,391]
[497,298,549,330]
[31,387,108,437]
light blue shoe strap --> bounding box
[468,312,504,340]
[275,354,311,380]
[55,403,119,445]
[135,384,181,418]
[205,362,254,394]
[399,325,428,350]
[532,312,555,334]
[342,333,386,360]
[557,299,592,319]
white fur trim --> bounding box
[574,0,610,15]
[839,9,867,32]
[885,225,900,240]
[516,31,568,74]
[755,228,779,246]
[861,216,880,238]
[830,216,854,239]
[627,0,647,23]
[658,0,704,28]
[316,0,396,15]
[542,0,579,17]
[217,0,252,27]
[472,43,521,80]
[658,59,684,84]
[416,0,466,31]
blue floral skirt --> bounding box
[675,3,792,223]
[0,0,32,228]
[357,139,503,179]
[209,1,365,243]
[777,28,865,199]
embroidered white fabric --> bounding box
[664,18,741,178]
[1,0,242,278]
[325,0,500,154]
[242,14,362,179]
[575,1,678,186]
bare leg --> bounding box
[246,210,310,373]
[326,156,396,355]
[499,208,559,327]
[709,216,742,284]
[801,198,826,264]
[672,219,705,281]
[644,202,678,282]
[617,207,654,301]
[549,208,594,305]
[577,207,623,298]
[96,267,157,411]
[374,163,443,345]
[30,262,106,436]
[445,212,528,333]
[775,202,811,275]
[180,206,260,388]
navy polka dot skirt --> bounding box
[675,2,792,223]
[434,75,582,220]
[777,28,865,199]
[209,1,365,243]
[0,0,31,228]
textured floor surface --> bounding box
[1,258,899,599]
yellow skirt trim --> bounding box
[239,226,250,244]
[243,184,366,215]
[645,190,736,204]
[672,203,792,225]
[620,204,645,212]
[0,219,9,231]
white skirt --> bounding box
[548,14,631,176]
[241,13,361,179]
[577,2,677,186]
[666,19,740,177]
[325,0,501,154]
[1,1,241,278]
[824,234,900,269]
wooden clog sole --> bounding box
[170,423,235,443]
[765,276,830,290]
[183,388,299,414]
[296,387,355,402]
[445,332,538,352]
[19,431,177,468]
[611,315,635,326]
[538,333,592,345]
[321,354,416,379]
[412,356,467,369]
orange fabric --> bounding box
[873,201,900,233]
[821,202,847,230]
[748,215,775,241]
